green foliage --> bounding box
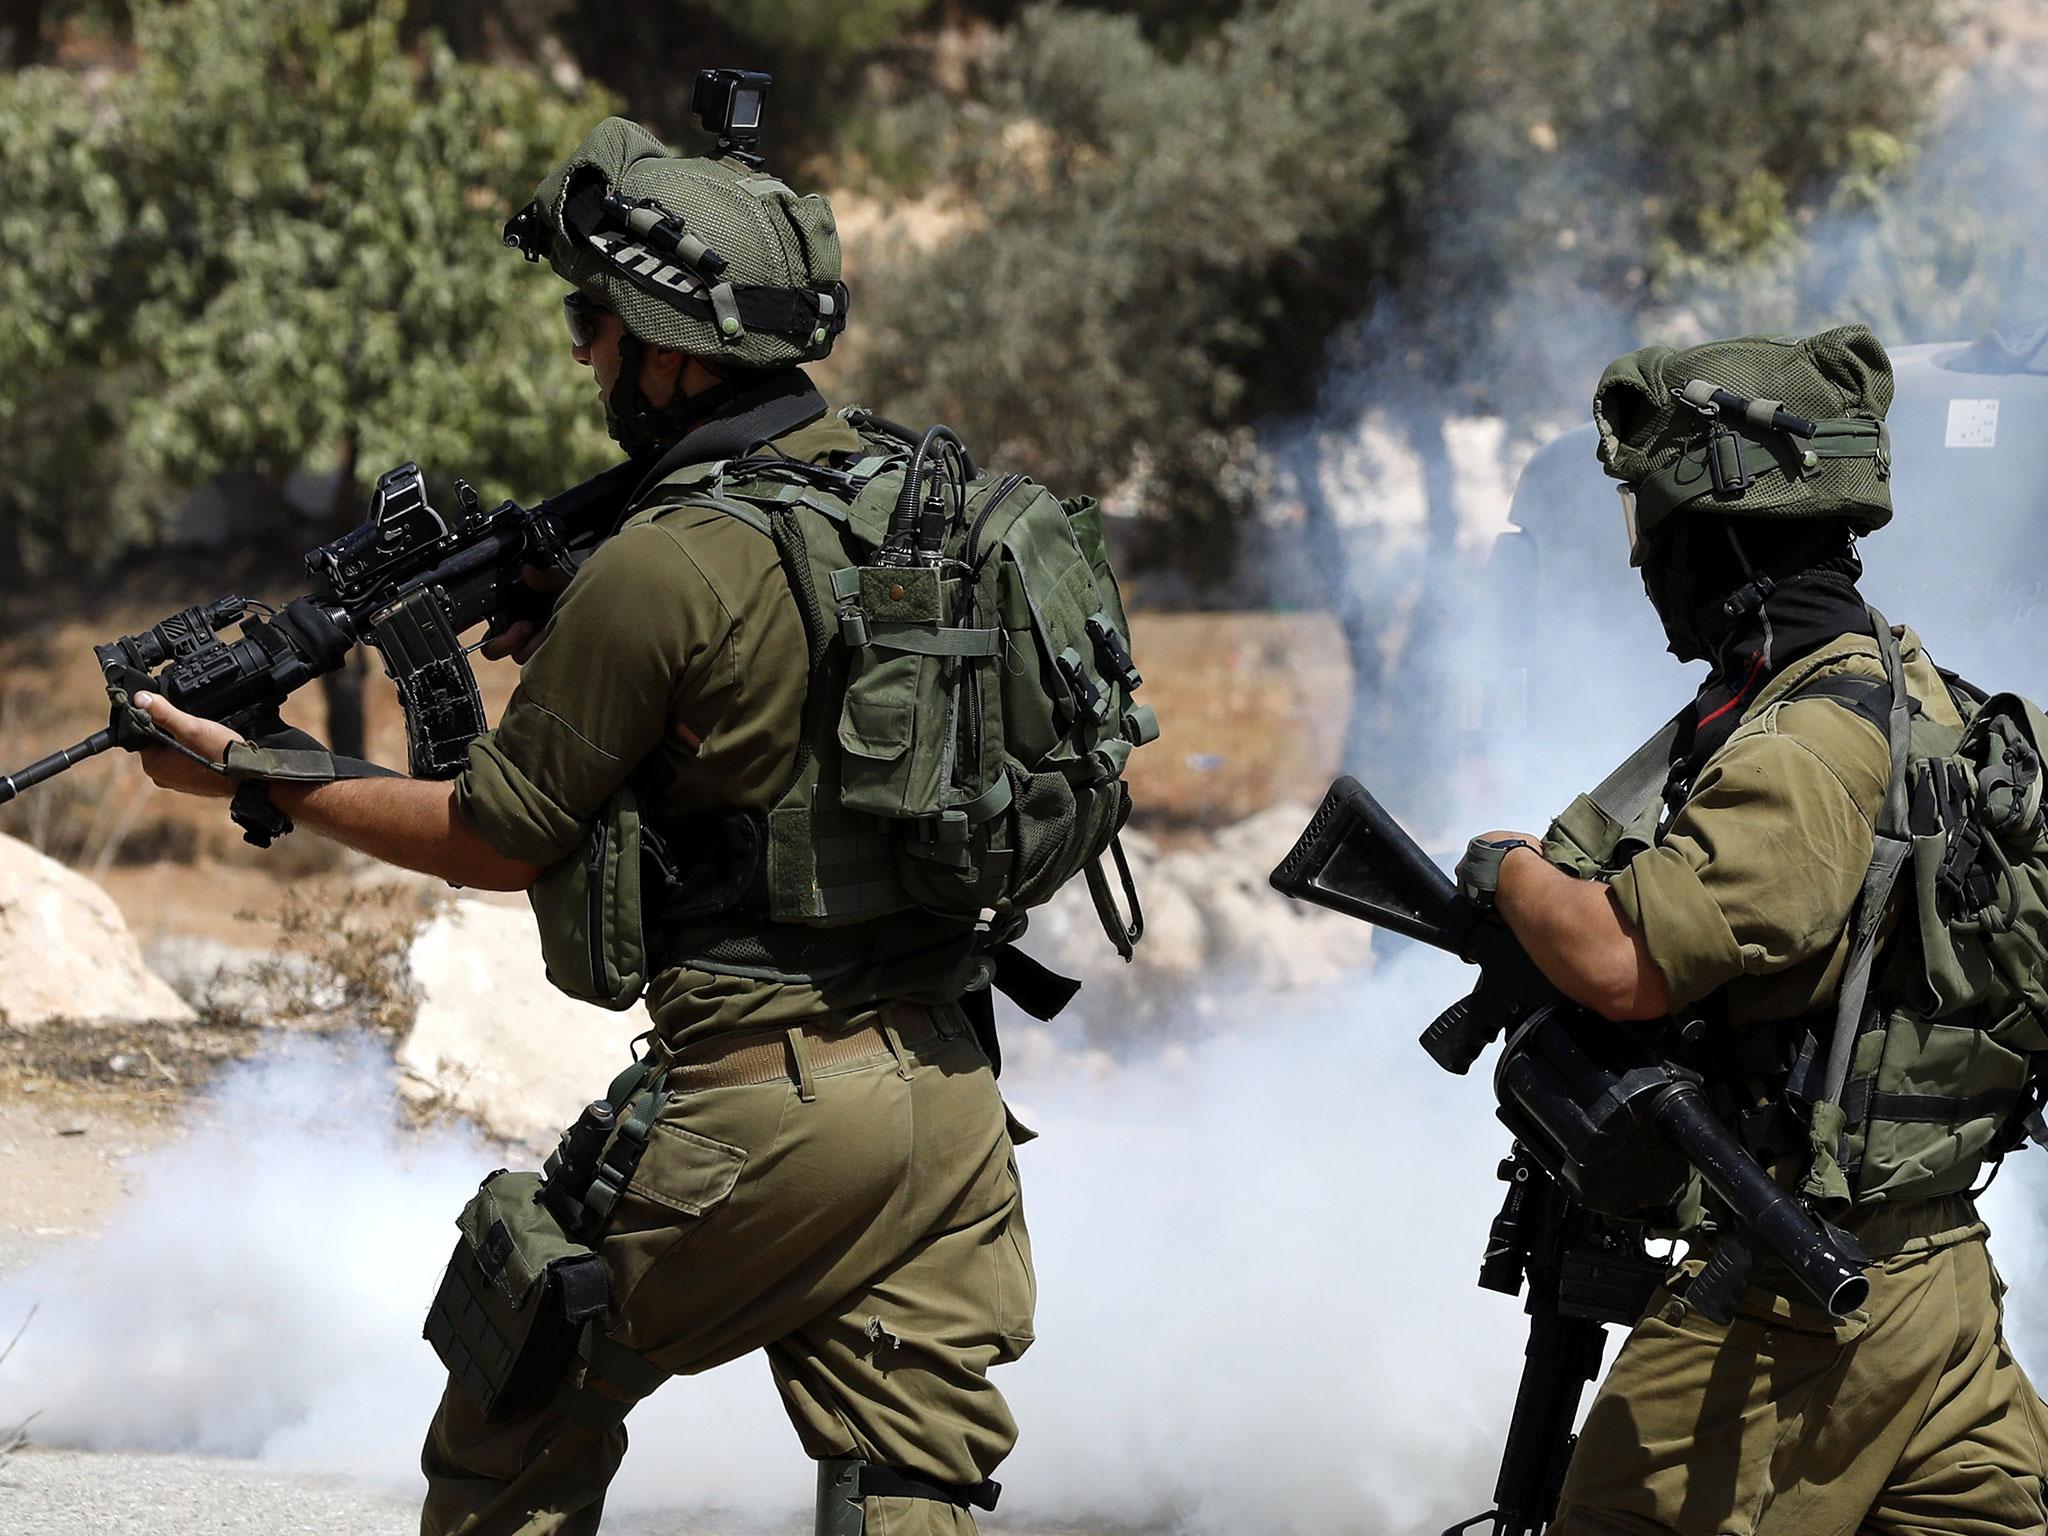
[688,0,928,63]
[0,0,618,583]
[1655,90,2048,350]
[854,1,1409,578]
[850,0,1948,585]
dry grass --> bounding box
[217,880,441,1037]
[0,1305,40,1460]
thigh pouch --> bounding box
[424,1169,618,1421]
[425,1055,678,1429]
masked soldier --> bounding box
[130,109,1120,1536]
[1458,326,2048,1535]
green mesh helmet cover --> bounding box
[512,117,847,368]
[1593,325,1895,545]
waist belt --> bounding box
[658,1003,957,1092]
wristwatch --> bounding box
[1457,835,1543,912]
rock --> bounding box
[1005,803,1371,1039]
[0,834,194,1027]
[393,805,1377,1133]
[398,899,642,1148]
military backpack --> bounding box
[1545,609,2048,1212]
[534,411,1159,1010]
[1789,616,2048,1208]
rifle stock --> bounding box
[1274,773,1873,1535]
[1270,776,1547,1073]
[1271,775,1869,1319]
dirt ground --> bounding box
[0,604,1326,1532]
[2,604,1350,932]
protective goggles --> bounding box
[1619,482,1650,567]
[562,289,613,349]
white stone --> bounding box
[0,834,194,1027]
[398,898,643,1149]
[393,805,1377,1137]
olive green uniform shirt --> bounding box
[1551,632,2045,1535]
[455,406,979,1047]
[1609,627,1960,1026]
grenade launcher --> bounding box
[1271,776,1870,1536]
[0,454,652,820]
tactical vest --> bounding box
[1548,610,2048,1212]
[530,412,1158,1011]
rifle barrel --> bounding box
[0,728,118,806]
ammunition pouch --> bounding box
[424,1046,682,1425]
[530,786,650,1011]
[424,1170,613,1420]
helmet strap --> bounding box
[602,332,756,455]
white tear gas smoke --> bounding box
[0,967,1536,1534]
[8,44,2048,1536]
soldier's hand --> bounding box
[134,692,245,800]
[481,565,569,665]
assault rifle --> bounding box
[0,453,653,830]
[1270,777,1870,1536]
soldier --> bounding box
[1457,326,2048,1534]
[132,114,1057,1536]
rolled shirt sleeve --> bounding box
[456,519,732,867]
[1608,700,1887,1011]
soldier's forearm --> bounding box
[1495,848,1671,1022]
[270,777,544,892]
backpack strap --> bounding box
[1799,606,1915,1206]
[1785,674,1894,736]
[625,370,831,508]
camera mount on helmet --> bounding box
[693,68,772,166]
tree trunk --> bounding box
[2,0,46,71]
[319,433,369,760]
[1390,402,1467,822]
[1285,432,1385,785]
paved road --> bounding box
[0,1446,808,1535]
[0,1447,1132,1534]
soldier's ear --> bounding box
[639,342,687,395]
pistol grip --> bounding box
[1423,994,1497,1075]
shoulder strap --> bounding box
[1586,708,1690,829]
[1811,607,1915,1122]
[628,371,829,508]
[1781,673,1895,737]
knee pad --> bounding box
[815,1457,1003,1535]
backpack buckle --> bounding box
[1936,819,1990,910]
[1085,614,1143,692]
[1056,649,1111,725]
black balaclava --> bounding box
[604,332,754,455]
[1641,514,1872,793]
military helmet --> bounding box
[1594,325,1894,564]
[504,116,847,369]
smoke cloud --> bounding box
[7,35,2048,1536]
[0,953,1546,1534]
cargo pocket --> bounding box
[836,654,930,816]
[622,1120,747,1219]
[990,1155,1036,1361]
[602,1115,752,1322]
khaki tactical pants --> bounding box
[420,1003,1034,1536]
[1553,1204,2048,1536]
